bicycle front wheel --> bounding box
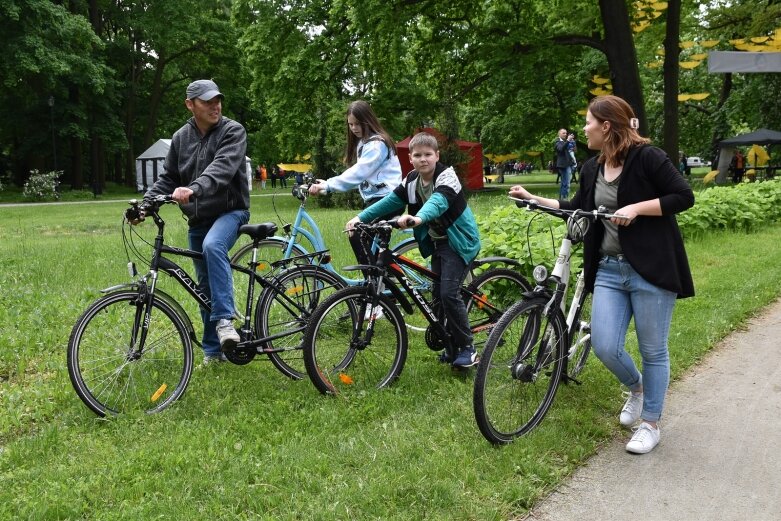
[473,298,566,444]
[255,265,346,380]
[303,287,408,395]
[464,268,532,351]
[67,291,193,416]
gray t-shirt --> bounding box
[594,167,622,256]
[416,179,447,241]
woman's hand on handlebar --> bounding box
[345,215,362,236]
[308,181,328,196]
[171,187,193,205]
[508,185,533,200]
[397,215,420,230]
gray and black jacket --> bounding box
[146,116,249,226]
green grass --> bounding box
[1,190,780,519]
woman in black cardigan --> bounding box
[509,95,694,454]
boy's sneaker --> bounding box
[626,422,660,454]
[619,390,644,427]
[453,346,478,368]
[216,319,239,353]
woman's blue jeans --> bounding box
[188,210,250,356]
[591,255,677,422]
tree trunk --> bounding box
[69,86,84,189]
[598,0,648,136]
[662,0,681,161]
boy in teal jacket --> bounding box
[346,132,481,367]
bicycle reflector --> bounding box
[533,265,548,283]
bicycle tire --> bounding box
[464,268,532,351]
[303,287,408,395]
[255,265,347,380]
[566,292,592,380]
[67,291,193,416]
[473,298,566,444]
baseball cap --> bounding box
[186,79,223,101]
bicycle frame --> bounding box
[127,206,327,358]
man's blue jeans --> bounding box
[188,209,250,356]
[558,166,573,199]
[590,255,677,422]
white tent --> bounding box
[135,139,253,192]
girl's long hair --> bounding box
[344,100,397,165]
[588,95,649,167]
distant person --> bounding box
[131,79,250,364]
[510,95,695,454]
[260,164,267,189]
[269,164,277,188]
[568,133,579,183]
[308,100,402,271]
[554,128,574,198]
[277,166,287,188]
[731,149,745,183]
[346,132,481,368]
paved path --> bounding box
[524,298,781,521]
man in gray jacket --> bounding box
[143,79,250,363]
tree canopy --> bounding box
[0,0,778,188]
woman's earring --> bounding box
[630,118,640,130]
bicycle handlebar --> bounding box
[509,197,627,221]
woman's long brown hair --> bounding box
[588,95,649,167]
[344,100,397,165]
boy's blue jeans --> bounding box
[591,255,676,422]
[431,242,473,352]
[188,209,250,356]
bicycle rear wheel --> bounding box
[303,287,408,395]
[473,298,566,444]
[464,268,532,351]
[255,265,346,379]
[67,291,193,416]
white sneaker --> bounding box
[619,391,643,427]
[216,319,239,352]
[626,422,660,454]
[364,306,384,321]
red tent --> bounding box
[396,128,484,190]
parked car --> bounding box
[686,156,710,168]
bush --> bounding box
[22,169,62,201]
[477,203,583,280]
[477,178,781,276]
[677,179,781,238]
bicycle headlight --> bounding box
[533,265,548,283]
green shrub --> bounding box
[678,179,781,238]
[22,169,62,201]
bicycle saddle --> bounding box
[238,222,278,240]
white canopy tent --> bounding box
[135,139,252,192]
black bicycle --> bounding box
[473,198,618,443]
[302,219,532,396]
[67,196,345,416]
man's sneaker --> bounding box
[216,319,239,353]
[619,390,644,427]
[200,353,228,367]
[453,346,478,368]
[626,422,660,454]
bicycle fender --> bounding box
[100,285,199,347]
[152,289,200,347]
[471,256,521,268]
